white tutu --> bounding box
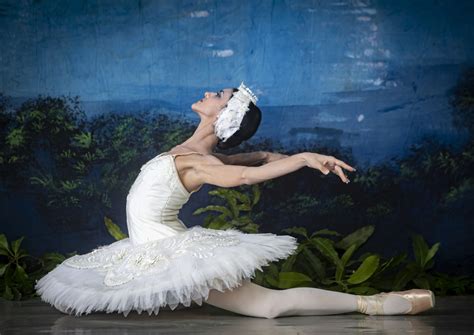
[35,225,298,316]
[35,151,298,316]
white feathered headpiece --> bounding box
[213,81,259,143]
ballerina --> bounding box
[35,82,435,318]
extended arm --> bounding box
[211,151,288,166]
[196,152,355,188]
[195,153,307,187]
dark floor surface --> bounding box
[1,296,473,334]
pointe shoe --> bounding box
[356,289,435,315]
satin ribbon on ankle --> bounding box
[356,295,385,315]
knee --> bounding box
[261,295,284,319]
[263,307,280,319]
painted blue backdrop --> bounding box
[2,0,472,164]
[1,0,473,274]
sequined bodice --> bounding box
[125,152,202,245]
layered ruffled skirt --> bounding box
[35,226,298,316]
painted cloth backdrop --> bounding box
[1,0,473,283]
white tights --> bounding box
[204,279,411,319]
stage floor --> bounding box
[0,296,473,334]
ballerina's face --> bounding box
[191,88,234,117]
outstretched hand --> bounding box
[303,152,356,184]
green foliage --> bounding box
[104,216,127,240]
[442,178,474,206]
[0,94,199,229]
[0,234,29,299]
[0,96,108,226]
[192,184,262,233]
[273,194,320,216]
[253,226,474,295]
[391,233,441,291]
[252,262,314,289]
[392,137,474,213]
[0,234,67,300]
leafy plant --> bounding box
[192,185,262,233]
[285,225,382,293]
[0,234,30,299]
[252,225,474,295]
[392,234,440,291]
[104,216,127,240]
[0,234,66,300]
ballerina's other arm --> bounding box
[211,151,289,166]
[195,152,356,188]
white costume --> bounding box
[35,151,298,316]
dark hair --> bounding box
[216,88,262,150]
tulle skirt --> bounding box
[35,225,298,316]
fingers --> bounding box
[312,155,356,182]
[323,158,356,172]
[334,159,356,171]
[334,165,350,183]
[320,163,330,175]
[322,159,352,184]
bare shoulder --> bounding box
[171,151,224,173]
[198,153,225,165]
[168,145,224,164]
[168,145,226,164]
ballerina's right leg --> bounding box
[204,279,411,319]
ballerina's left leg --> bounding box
[204,279,411,319]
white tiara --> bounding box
[213,81,259,143]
